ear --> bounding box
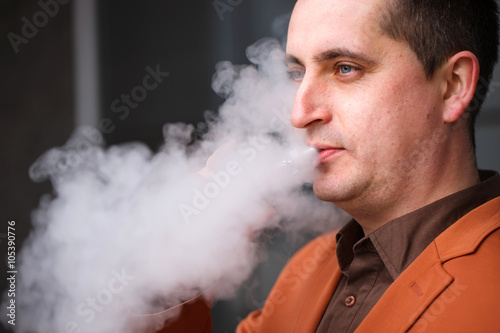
[441,51,480,123]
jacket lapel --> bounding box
[356,196,500,332]
[295,254,343,332]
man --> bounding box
[236,0,500,332]
[127,0,499,331]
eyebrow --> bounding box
[285,54,305,67]
[286,48,379,67]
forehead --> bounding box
[287,0,389,60]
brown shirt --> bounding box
[315,170,500,333]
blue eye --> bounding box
[340,65,353,74]
[288,69,305,81]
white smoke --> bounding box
[4,38,344,333]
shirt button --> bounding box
[345,296,356,307]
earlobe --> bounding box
[442,51,480,123]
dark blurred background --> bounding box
[1,1,499,332]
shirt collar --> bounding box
[336,170,500,280]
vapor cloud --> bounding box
[3,38,343,333]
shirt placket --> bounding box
[330,240,383,333]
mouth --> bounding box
[311,144,346,164]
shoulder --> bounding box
[414,227,500,332]
[423,201,500,329]
[403,199,500,332]
[442,225,500,278]
[435,196,500,264]
[437,196,500,280]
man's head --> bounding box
[286,0,499,231]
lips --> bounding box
[310,143,346,164]
[318,148,345,163]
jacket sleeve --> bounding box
[124,289,214,333]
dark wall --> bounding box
[98,0,296,150]
[0,4,73,333]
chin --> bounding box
[312,181,340,203]
[311,170,364,204]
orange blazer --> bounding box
[236,196,500,333]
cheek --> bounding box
[376,73,437,130]
[387,67,439,114]
[339,91,395,144]
[334,65,439,153]
[342,88,431,160]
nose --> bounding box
[290,76,333,129]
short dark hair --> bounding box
[380,0,499,148]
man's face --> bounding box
[286,0,445,216]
